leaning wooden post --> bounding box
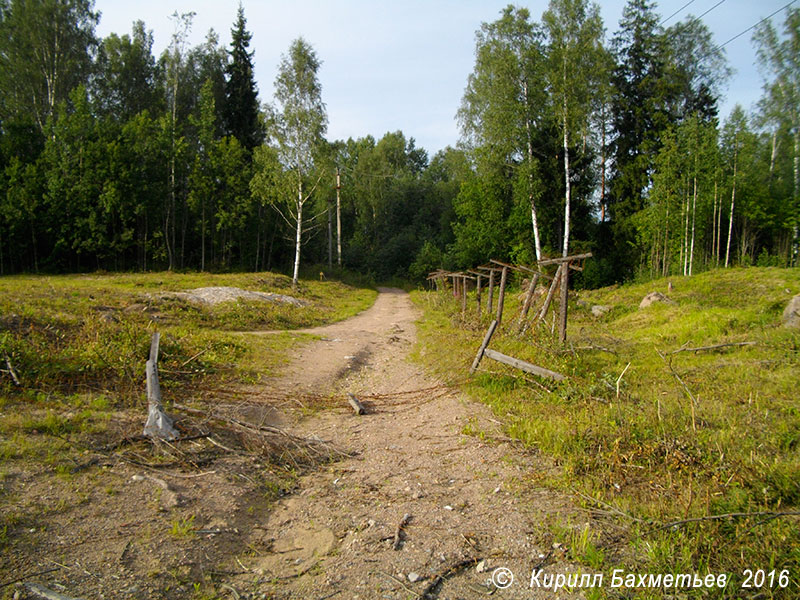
[476,274,482,318]
[495,266,508,325]
[470,319,498,374]
[536,264,562,323]
[143,332,178,440]
[487,270,495,315]
[558,261,570,343]
[517,272,541,331]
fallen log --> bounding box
[24,583,85,600]
[3,354,20,386]
[669,341,756,354]
[483,348,565,381]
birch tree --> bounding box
[272,37,328,289]
[754,8,800,266]
[458,6,547,260]
[542,0,605,257]
[0,0,98,133]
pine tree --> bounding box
[224,4,263,151]
[608,0,668,223]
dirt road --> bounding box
[245,288,584,599]
[5,288,586,600]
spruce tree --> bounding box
[224,4,263,151]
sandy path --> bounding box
[244,288,584,599]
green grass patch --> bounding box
[0,270,376,404]
[412,267,800,596]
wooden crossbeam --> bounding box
[483,349,565,381]
[536,252,592,266]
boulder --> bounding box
[591,305,611,317]
[148,286,308,307]
[639,291,675,309]
[783,294,800,328]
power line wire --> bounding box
[715,0,798,50]
[660,0,698,25]
[694,0,728,22]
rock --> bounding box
[591,304,610,317]
[782,294,800,328]
[407,572,420,583]
[639,291,674,309]
[476,559,487,573]
[151,286,308,307]
[99,311,118,323]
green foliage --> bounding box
[0,0,99,132]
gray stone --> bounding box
[639,291,675,309]
[591,305,610,317]
[782,294,800,328]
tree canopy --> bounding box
[0,1,797,281]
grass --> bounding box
[412,266,800,598]
[0,270,376,404]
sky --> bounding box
[94,0,795,157]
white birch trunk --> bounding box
[793,130,799,266]
[523,80,542,261]
[725,146,737,268]
[711,178,717,267]
[293,180,303,289]
[683,180,690,276]
[689,175,697,276]
[562,106,571,258]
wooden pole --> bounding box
[495,266,508,325]
[558,261,569,343]
[487,270,495,315]
[537,265,562,323]
[517,272,541,331]
[149,331,160,364]
[470,319,498,374]
[461,276,467,316]
[476,274,482,318]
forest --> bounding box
[0,0,798,286]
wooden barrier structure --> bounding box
[428,252,591,361]
[455,252,591,380]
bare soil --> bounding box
[3,288,590,600]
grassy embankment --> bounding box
[412,267,799,597]
[0,271,375,521]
